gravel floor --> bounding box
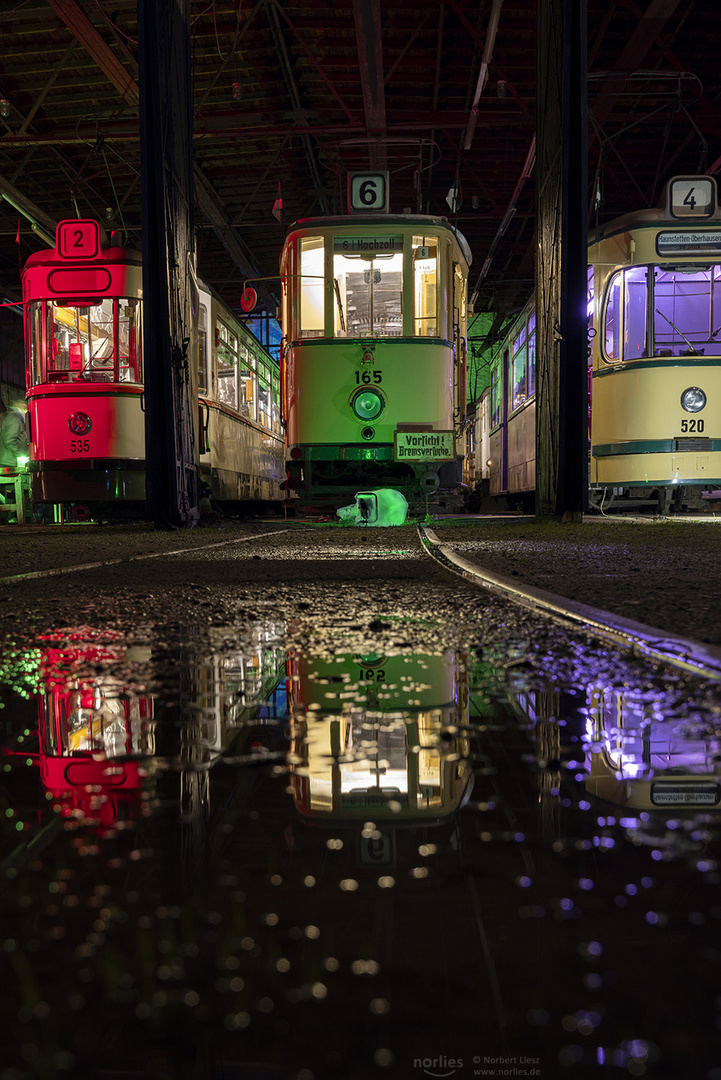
[430,515,721,644]
[1,514,720,644]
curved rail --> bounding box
[418,524,721,682]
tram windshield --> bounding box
[333,246,403,338]
[603,264,721,361]
[28,298,142,385]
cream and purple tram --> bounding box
[279,208,471,515]
[23,219,284,517]
[590,175,721,511]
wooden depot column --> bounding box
[535,0,588,521]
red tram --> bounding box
[22,219,284,515]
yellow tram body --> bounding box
[280,214,470,515]
[589,175,721,507]
[486,176,721,512]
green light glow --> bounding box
[351,389,384,421]
[337,488,408,526]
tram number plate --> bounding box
[358,830,396,868]
[394,429,455,462]
[69,439,90,453]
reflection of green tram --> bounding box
[286,650,473,824]
[584,686,721,810]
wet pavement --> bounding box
[1,523,720,1080]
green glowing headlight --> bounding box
[351,387,384,422]
[16,456,29,468]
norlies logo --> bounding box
[414,1057,463,1077]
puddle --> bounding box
[1,619,720,1079]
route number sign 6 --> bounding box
[348,171,389,213]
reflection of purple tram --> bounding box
[584,686,721,810]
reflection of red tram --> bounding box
[286,650,473,824]
[38,687,154,830]
[26,633,156,831]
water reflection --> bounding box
[583,683,721,810]
[0,621,720,1079]
[287,649,473,824]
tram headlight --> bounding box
[68,411,92,435]
[351,387,385,422]
[680,387,706,413]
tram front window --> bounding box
[603,265,721,362]
[333,250,403,338]
[653,266,721,356]
[35,298,142,385]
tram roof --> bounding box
[1,3,721,325]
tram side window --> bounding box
[299,236,325,338]
[198,303,208,392]
[118,298,141,383]
[490,356,502,428]
[239,343,255,419]
[257,361,271,428]
[333,249,403,337]
[527,312,536,396]
[603,269,649,361]
[413,237,438,337]
[217,320,239,410]
[624,266,648,360]
[271,370,280,427]
[510,319,528,411]
[604,273,622,361]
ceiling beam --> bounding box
[46,0,139,107]
[44,0,278,307]
[352,0,388,169]
[589,0,684,127]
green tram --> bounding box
[279,213,471,516]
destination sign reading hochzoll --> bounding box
[334,236,403,254]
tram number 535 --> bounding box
[70,439,90,452]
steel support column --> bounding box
[535,0,588,520]
[138,0,199,529]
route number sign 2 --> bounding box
[348,171,390,213]
[669,177,716,219]
[57,219,101,259]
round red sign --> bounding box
[240,286,257,312]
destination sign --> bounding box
[651,783,719,806]
[334,235,403,254]
[394,429,455,462]
[657,231,721,256]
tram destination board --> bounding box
[394,429,455,462]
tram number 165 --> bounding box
[360,668,386,681]
[355,369,383,384]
